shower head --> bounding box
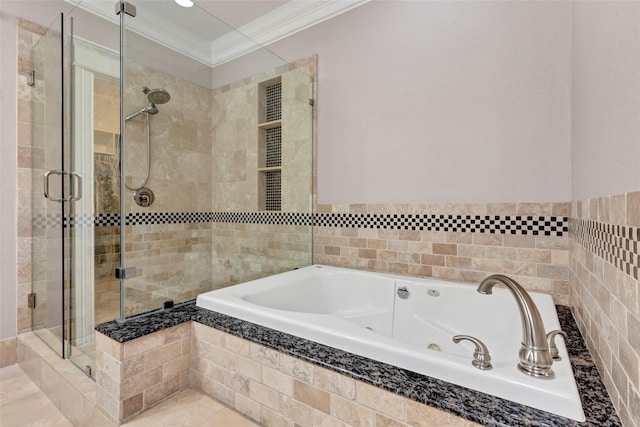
[146,103,159,114]
[125,86,170,121]
[143,87,171,104]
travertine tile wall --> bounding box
[123,222,213,316]
[63,319,482,426]
[210,58,314,213]
[14,16,217,325]
[190,322,481,427]
[94,79,121,322]
[95,322,191,423]
[0,338,17,368]
[280,67,314,213]
[16,18,52,334]
[95,224,121,323]
[123,59,214,214]
[211,223,312,288]
[115,55,316,315]
[15,14,316,330]
[120,58,215,316]
[207,56,315,289]
[569,191,640,427]
[314,202,572,304]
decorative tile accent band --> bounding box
[32,212,314,228]
[31,214,64,229]
[570,218,640,280]
[33,212,570,236]
[211,212,312,226]
[314,213,568,236]
[95,212,214,226]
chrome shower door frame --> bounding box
[30,12,76,360]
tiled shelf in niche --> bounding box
[258,77,282,211]
[259,77,282,123]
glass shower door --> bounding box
[30,13,90,372]
[30,13,68,358]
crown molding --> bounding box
[65,0,369,68]
[65,0,214,66]
[209,0,370,66]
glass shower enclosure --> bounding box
[27,0,314,378]
[29,10,99,372]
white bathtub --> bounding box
[196,265,584,421]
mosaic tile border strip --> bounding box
[110,212,213,226]
[570,218,640,280]
[32,212,569,236]
[211,212,311,226]
[315,213,568,236]
[32,212,314,228]
[31,213,64,229]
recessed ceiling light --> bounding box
[175,0,194,7]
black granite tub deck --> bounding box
[96,304,621,427]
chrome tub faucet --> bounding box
[477,274,557,379]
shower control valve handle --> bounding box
[134,188,154,207]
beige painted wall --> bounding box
[570,2,640,200]
[0,5,20,341]
[268,1,573,204]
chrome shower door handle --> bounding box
[44,170,82,202]
[44,170,64,202]
[69,172,82,201]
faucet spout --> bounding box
[477,274,555,378]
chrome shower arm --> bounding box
[125,106,146,121]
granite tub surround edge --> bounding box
[96,303,620,426]
[95,302,199,342]
[191,305,619,427]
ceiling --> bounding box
[67,0,369,68]
[195,1,292,28]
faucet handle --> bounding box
[546,330,568,360]
[452,335,492,370]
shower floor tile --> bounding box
[0,365,259,427]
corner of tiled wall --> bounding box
[569,190,640,427]
[95,322,191,423]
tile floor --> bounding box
[0,364,73,427]
[0,365,259,427]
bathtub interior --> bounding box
[241,268,396,336]
[240,268,543,363]
[391,280,546,363]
